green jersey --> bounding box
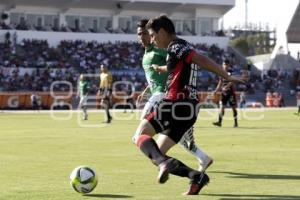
[78,80,89,97]
[142,44,168,94]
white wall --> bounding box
[0,30,229,49]
[128,0,234,6]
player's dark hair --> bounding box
[146,15,175,35]
[137,19,149,28]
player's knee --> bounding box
[131,133,139,145]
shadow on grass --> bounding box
[83,194,133,198]
[210,171,300,180]
[203,193,300,200]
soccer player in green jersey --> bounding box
[133,19,213,172]
[77,74,89,120]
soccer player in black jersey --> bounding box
[133,15,245,195]
[212,59,239,127]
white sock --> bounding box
[179,127,210,163]
[179,140,208,163]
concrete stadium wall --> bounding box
[0,30,229,48]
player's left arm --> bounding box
[224,82,234,90]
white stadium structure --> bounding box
[0,0,235,47]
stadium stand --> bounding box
[0,0,299,109]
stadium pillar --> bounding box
[59,13,66,27]
[112,15,119,30]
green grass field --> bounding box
[0,109,300,200]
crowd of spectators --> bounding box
[0,39,226,92]
[1,39,300,96]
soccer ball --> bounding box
[70,166,98,194]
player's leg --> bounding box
[83,97,88,120]
[101,98,112,123]
[298,105,300,115]
[78,97,86,120]
[160,100,209,194]
[157,129,209,195]
[140,101,151,120]
[132,101,152,144]
[134,119,174,183]
[231,93,238,127]
[134,100,198,185]
[213,103,224,127]
[178,127,213,172]
[140,93,165,120]
[232,106,238,127]
[96,90,101,109]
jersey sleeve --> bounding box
[166,42,195,71]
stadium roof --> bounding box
[286,1,300,43]
[0,0,234,15]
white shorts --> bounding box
[79,95,88,107]
[140,92,165,120]
[132,92,165,144]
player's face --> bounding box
[148,28,167,48]
[80,74,84,81]
[223,63,229,71]
[101,66,106,73]
[137,27,150,47]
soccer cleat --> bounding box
[212,121,222,127]
[103,117,112,123]
[198,157,213,172]
[183,173,209,195]
[83,114,88,120]
[234,123,238,128]
[157,158,177,184]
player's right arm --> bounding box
[191,53,245,84]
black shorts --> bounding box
[146,98,199,143]
[98,88,111,100]
[32,101,39,109]
[221,89,237,107]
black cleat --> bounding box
[234,123,238,128]
[183,173,209,195]
[157,158,177,184]
[212,122,222,127]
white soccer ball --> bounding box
[70,166,98,194]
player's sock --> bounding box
[179,129,209,162]
[298,106,300,115]
[168,159,202,180]
[136,135,166,165]
[83,107,88,120]
[105,106,112,122]
[218,113,223,124]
